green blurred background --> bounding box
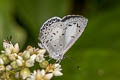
[0,0,120,80]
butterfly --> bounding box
[38,15,88,62]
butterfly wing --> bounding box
[38,17,61,48]
[61,15,88,56]
[39,17,66,60]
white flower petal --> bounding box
[15,72,20,78]
[36,53,45,62]
[0,58,4,65]
[13,43,19,53]
[20,68,31,79]
[6,65,12,71]
[41,69,45,76]
[53,71,63,76]
[16,59,23,66]
[45,73,53,80]
[5,48,11,55]
[30,54,37,61]
[8,53,17,61]
[37,49,46,55]
[25,59,34,67]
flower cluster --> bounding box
[0,40,63,80]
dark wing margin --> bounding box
[61,15,86,22]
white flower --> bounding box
[6,65,12,71]
[13,43,19,53]
[16,59,23,66]
[30,54,37,61]
[53,64,63,76]
[37,49,46,54]
[0,65,5,72]
[22,51,30,60]
[25,59,34,67]
[25,54,36,67]
[8,53,17,61]
[3,41,13,50]
[26,46,34,54]
[20,68,31,79]
[47,64,63,76]
[45,73,53,80]
[27,69,53,80]
[2,41,20,56]
[0,58,4,65]
[53,70,63,76]
[36,53,45,63]
[17,55,23,60]
[15,72,20,78]
[4,48,11,55]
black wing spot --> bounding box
[68,24,72,26]
[77,24,80,28]
[54,45,56,46]
[79,30,81,32]
[73,23,76,24]
[53,33,56,35]
[50,39,52,41]
[60,44,62,46]
[62,33,64,35]
[46,40,49,43]
[43,27,45,30]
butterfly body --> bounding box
[39,15,88,61]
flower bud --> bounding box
[39,60,48,68]
[25,59,34,67]
[0,65,5,72]
[8,53,17,61]
[0,58,4,65]
[22,51,30,60]
[2,55,10,64]
[6,65,12,71]
[16,59,23,66]
[15,72,20,79]
[11,61,18,69]
[13,43,19,53]
[20,68,30,79]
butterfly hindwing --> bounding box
[39,17,61,48]
[39,17,66,59]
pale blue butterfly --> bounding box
[38,15,88,62]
